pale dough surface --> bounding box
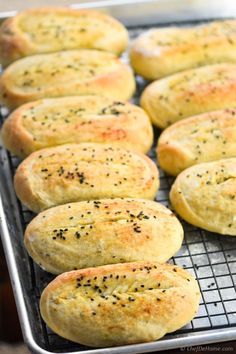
[170,158,236,235]
[158,109,236,175]
[130,20,236,80]
[40,262,200,347]
[25,198,183,273]
[1,96,153,158]
[14,143,159,213]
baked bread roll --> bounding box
[0,7,128,66]
[1,96,153,158]
[130,20,236,80]
[24,198,183,274]
[141,63,236,128]
[158,109,236,176]
[0,50,136,109]
[14,143,159,213]
[170,158,236,235]
[40,262,200,347]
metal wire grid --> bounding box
[0,20,236,353]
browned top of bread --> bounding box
[157,108,236,175]
[170,158,236,235]
[14,143,159,213]
[0,50,136,109]
[40,262,200,347]
[24,198,183,274]
[1,96,153,158]
[0,7,128,66]
[141,63,236,128]
[130,20,236,80]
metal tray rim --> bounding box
[0,0,154,20]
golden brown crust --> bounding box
[157,109,236,176]
[0,17,26,66]
[14,143,159,213]
[40,261,200,347]
[0,7,128,66]
[170,158,236,235]
[141,63,236,128]
[24,198,183,274]
[0,50,136,109]
[1,96,153,158]
[130,20,236,80]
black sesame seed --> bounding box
[74,231,81,239]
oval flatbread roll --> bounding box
[170,158,236,235]
[1,96,153,158]
[141,63,236,128]
[14,143,159,213]
[0,7,128,66]
[158,109,236,176]
[24,198,183,274]
[130,20,236,80]
[0,50,136,109]
[40,262,200,347]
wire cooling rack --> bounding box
[0,19,236,354]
